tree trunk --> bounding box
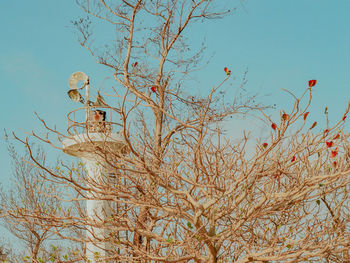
[208,245,217,263]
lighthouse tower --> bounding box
[62,72,126,262]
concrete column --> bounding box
[83,158,107,262]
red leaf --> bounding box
[262,143,268,148]
[333,134,340,140]
[271,123,277,130]
[308,79,317,87]
[273,173,281,179]
[331,147,339,158]
[331,151,338,158]
[291,155,296,162]
[151,86,157,93]
[326,141,334,148]
[134,62,138,67]
[342,115,347,121]
[224,67,231,76]
[323,129,329,134]
[303,112,309,120]
[332,161,337,167]
[282,113,289,121]
[309,121,317,130]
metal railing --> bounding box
[67,106,122,136]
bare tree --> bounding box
[0,141,83,263]
[7,0,350,262]
[0,242,13,263]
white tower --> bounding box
[62,72,126,262]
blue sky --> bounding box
[0,0,349,219]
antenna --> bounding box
[67,72,89,105]
[92,91,106,106]
[68,89,85,103]
[68,71,89,90]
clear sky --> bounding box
[0,0,349,223]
